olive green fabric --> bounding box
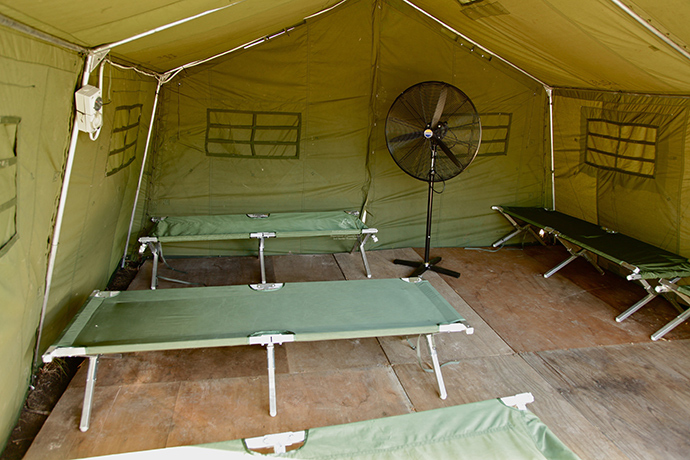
[3,0,689,94]
[499,206,690,280]
[145,0,546,255]
[46,279,465,355]
[43,64,159,354]
[551,90,690,258]
[0,27,82,451]
[215,399,580,460]
[75,399,580,459]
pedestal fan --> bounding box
[385,81,481,277]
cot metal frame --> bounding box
[43,279,472,431]
[492,205,690,340]
[139,215,378,289]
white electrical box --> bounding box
[75,85,103,134]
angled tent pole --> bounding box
[609,0,690,62]
[120,78,163,267]
[403,0,556,210]
[33,52,101,371]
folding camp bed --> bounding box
[138,211,379,289]
[492,205,690,340]
[43,278,472,432]
[651,280,690,340]
[75,393,580,459]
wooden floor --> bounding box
[25,246,690,459]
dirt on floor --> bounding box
[0,263,140,460]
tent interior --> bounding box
[2,0,690,452]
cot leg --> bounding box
[258,236,267,285]
[359,234,372,278]
[150,243,159,290]
[80,355,99,432]
[651,307,690,341]
[266,343,277,417]
[617,280,657,322]
[544,253,580,278]
[425,334,447,400]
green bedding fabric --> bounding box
[150,211,369,242]
[500,206,690,280]
[46,279,465,356]
[78,398,579,459]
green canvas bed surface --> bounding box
[138,211,378,288]
[492,205,690,340]
[75,394,580,460]
[43,278,472,432]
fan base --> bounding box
[393,257,460,278]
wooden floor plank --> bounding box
[165,367,413,447]
[25,246,690,459]
[523,341,690,460]
[394,355,628,460]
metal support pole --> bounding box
[546,87,556,210]
[33,54,94,371]
[425,334,447,400]
[150,243,160,290]
[259,235,267,285]
[616,280,658,322]
[80,355,100,432]
[121,79,162,267]
[359,234,372,278]
[267,343,277,417]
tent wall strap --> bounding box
[121,78,163,267]
[33,54,94,372]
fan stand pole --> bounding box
[394,145,460,278]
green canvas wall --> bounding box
[142,0,546,256]
[0,27,81,449]
[552,90,690,257]
[42,65,158,349]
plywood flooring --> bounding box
[25,246,690,459]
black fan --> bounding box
[385,81,481,277]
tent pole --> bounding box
[33,54,94,372]
[401,0,548,88]
[546,87,555,210]
[609,0,690,62]
[121,78,163,268]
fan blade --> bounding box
[431,86,448,127]
[432,136,463,170]
[389,131,425,143]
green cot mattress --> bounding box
[75,396,579,460]
[500,206,690,280]
[149,211,372,242]
[45,278,467,358]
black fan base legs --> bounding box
[393,256,460,278]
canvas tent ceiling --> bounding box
[2,0,690,92]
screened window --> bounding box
[585,118,657,178]
[205,109,301,159]
[0,116,19,257]
[107,104,142,176]
[476,112,511,156]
